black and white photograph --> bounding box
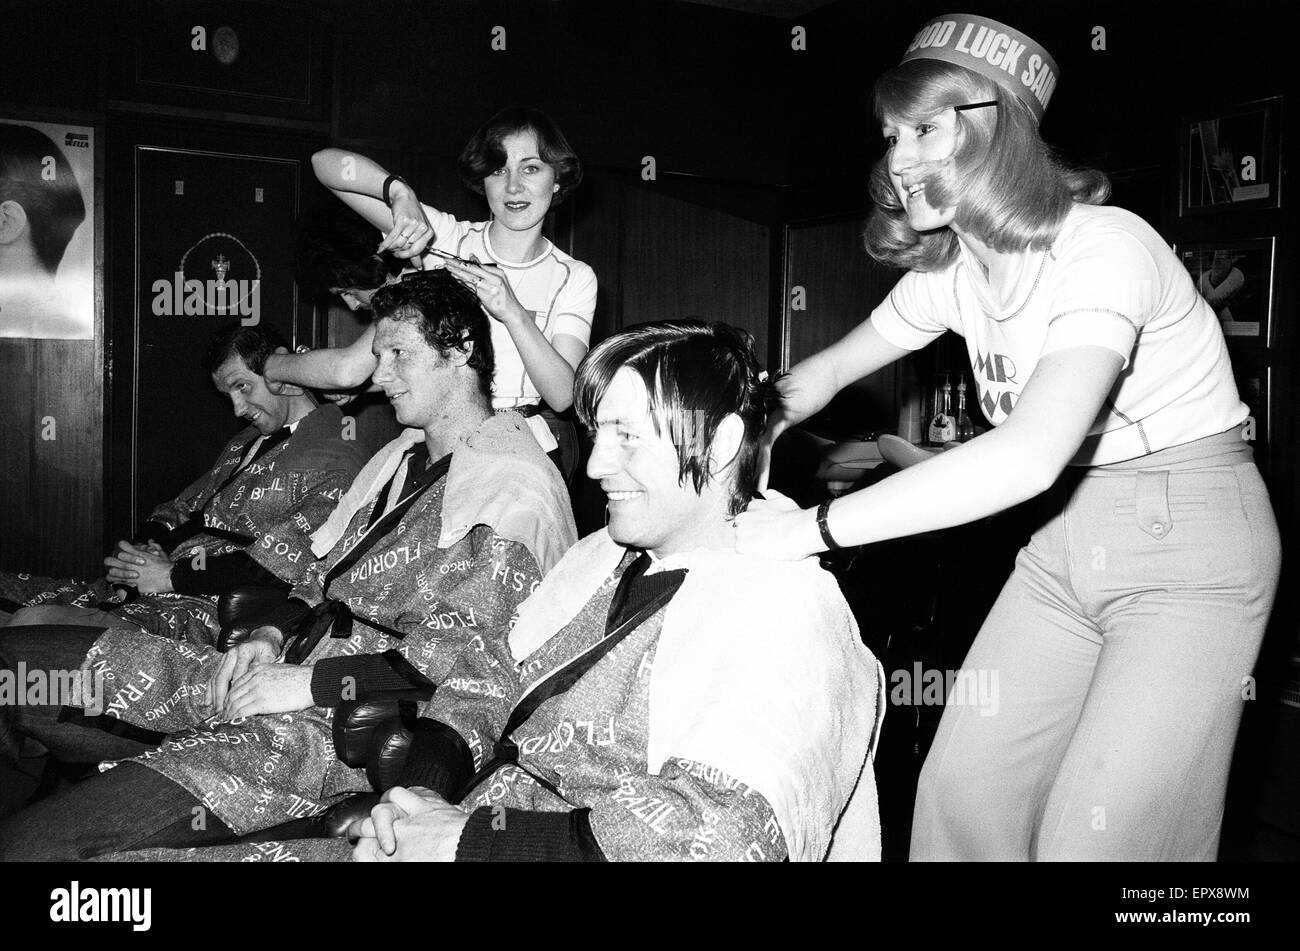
[1,0,1297,929]
[0,117,95,340]
[1179,238,1275,341]
[1182,97,1283,214]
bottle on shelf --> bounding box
[927,373,956,446]
[956,379,975,442]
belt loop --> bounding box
[1135,469,1171,539]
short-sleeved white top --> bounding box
[416,207,598,450]
[871,203,1247,465]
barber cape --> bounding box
[0,403,367,642]
[508,529,886,862]
[311,414,574,575]
[149,402,369,581]
[84,412,576,835]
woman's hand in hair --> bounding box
[377,182,434,260]
[444,258,529,326]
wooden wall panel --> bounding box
[0,345,36,536]
[0,109,103,580]
[784,216,900,435]
[559,173,623,352]
[0,324,102,580]
[617,184,770,361]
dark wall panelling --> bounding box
[328,0,791,185]
[556,172,625,350]
[1,2,105,113]
[0,340,102,578]
[0,105,104,580]
[617,183,771,355]
[784,215,898,434]
[110,0,331,122]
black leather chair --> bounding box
[215,585,293,652]
[231,699,416,844]
[225,695,469,843]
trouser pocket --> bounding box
[1134,469,1171,540]
[1110,471,1210,539]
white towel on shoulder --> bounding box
[509,529,884,861]
[311,414,576,574]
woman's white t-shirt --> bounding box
[871,203,1248,466]
[417,206,598,451]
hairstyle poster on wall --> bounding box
[0,118,94,340]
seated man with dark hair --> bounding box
[98,320,883,863]
[0,270,577,860]
[0,324,369,812]
[1,323,366,640]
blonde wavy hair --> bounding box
[863,59,1110,272]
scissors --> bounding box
[420,247,483,269]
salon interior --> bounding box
[1,0,1297,864]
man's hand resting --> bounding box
[104,541,174,593]
[221,663,315,720]
[349,786,470,862]
[208,630,280,717]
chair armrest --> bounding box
[332,699,416,768]
[368,717,475,799]
[215,585,292,652]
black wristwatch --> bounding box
[382,174,408,207]
[816,499,843,551]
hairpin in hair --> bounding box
[954,100,999,113]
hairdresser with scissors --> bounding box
[273,108,595,482]
[736,13,1280,860]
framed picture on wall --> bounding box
[110,0,329,122]
[0,114,96,340]
[1181,97,1282,215]
[1176,238,1275,346]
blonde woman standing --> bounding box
[737,13,1280,860]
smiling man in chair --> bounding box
[0,271,576,858]
[1,323,366,639]
[98,319,884,864]
[0,324,369,815]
